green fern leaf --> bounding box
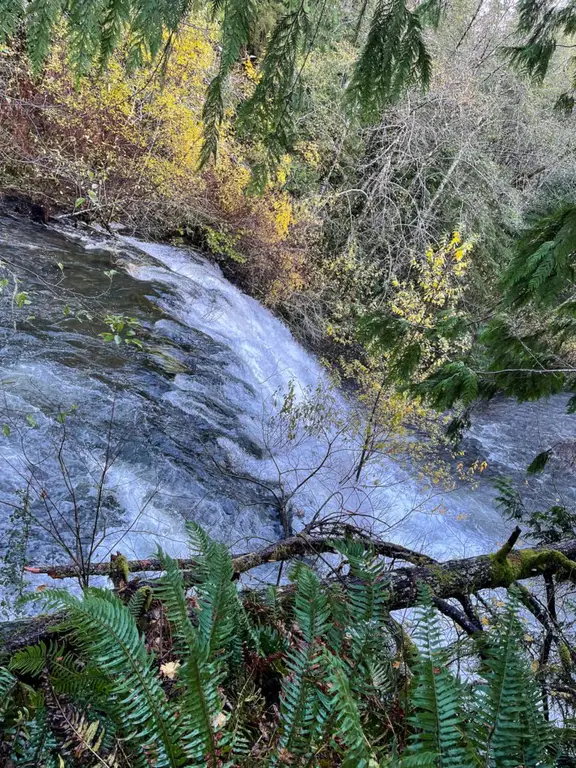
[154,550,225,764]
[402,587,476,768]
[324,652,376,768]
[0,665,16,724]
[271,564,331,764]
[46,588,187,768]
[478,594,552,767]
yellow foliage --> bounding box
[330,233,481,493]
[2,16,309,305]
[391,232,474,326]
[272,195,293,241]
[243,56,261,83]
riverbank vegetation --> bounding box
[1,0,574,338]
[1,0,576,763]
[1,1,575,436]
[2,524,576,765]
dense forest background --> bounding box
[2,0,576,420]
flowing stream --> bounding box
[0,215,575,598]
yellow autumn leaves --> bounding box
[6,18,309,304]
[391,231,475,324]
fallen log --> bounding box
[2,530,576,656]
[22,532,438,580]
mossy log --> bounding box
[2,532,576,655]
[22,532,438,579]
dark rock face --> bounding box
[0,193,52,223]
[29,202,51,224]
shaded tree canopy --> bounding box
[1,0,575,173]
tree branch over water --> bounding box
[3,526,576,654]
[22,526,438,579]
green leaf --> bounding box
[45,588,189,766]
[15,291,31,308]
[2,424,10,437]
[0,665,16,724]
[526,449,551,474]
[25,414,37,428]
[347,0,437,122]
[403,585,477,768]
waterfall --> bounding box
[0,215,574,604]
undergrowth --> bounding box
[0,525,570,766]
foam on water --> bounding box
[0,217,574,606]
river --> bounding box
[0,215,574,601]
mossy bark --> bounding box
[4,536,576,656]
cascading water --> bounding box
[0,215,575,603]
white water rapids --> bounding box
[0,216,575,604]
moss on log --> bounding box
[3,534,576,656]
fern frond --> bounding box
[46,588,186,768]
[271,564,332,763]
[335,540,387,628]
[9,708,59,766]
[9,639,109,700]
[185,522,255,665]
[153,550,224,764]
[478,594,553,767]
[324,652,376,768]
[10,640,71,677]
[402,587,476,768]
[43,677,119,767]
[331,539,395,704]
[127,585,152,620]
[0,665,16,722]
[155,535,250,764]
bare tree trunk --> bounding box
[355,379,385,482]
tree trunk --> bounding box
[3,531,576,656]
